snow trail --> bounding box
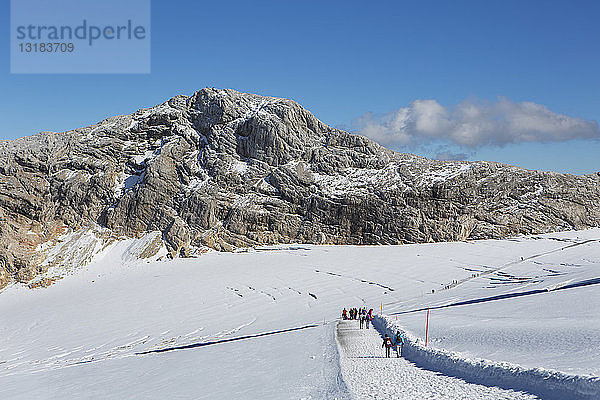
[336,320,537,399]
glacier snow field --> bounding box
[0,229,599,399]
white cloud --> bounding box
[356,97,600,148]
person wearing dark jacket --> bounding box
[382,334,393,358]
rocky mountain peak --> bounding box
[187,88,332,166]
[0,88,599,289]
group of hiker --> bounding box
[342,307,374,329]
[382,330,405,358]
[341,307,405,358]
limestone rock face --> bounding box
[1,88,599,287]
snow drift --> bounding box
[374,315,600,400]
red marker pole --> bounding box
[425,308,430,347]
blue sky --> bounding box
[2,0,599,174]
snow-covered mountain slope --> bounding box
[2,88,600,289]
[384,233,600,377]
[0,229,599,399]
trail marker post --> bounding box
[425,308,430,347]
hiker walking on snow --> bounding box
[365,312,371,329]
[342,308,348,320]
[382,334,393,358]
[394,330,404,357]
[359,313,364,329]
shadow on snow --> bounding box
[136,324,319,355]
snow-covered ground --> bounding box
[336,319,536,399]
[384,232,600,377]
[0,229,599,399]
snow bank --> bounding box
[373,315,600,400]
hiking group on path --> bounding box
[383,331,404,358]
[341,307,405,358]
[342,307,372,329]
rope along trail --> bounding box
[335,320,537,399]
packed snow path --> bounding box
[336,320,538,399]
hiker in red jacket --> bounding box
[382,334,393,358]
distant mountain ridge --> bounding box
[1,88,599,288]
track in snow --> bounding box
[335,320,538,399]
[391,276,600,316]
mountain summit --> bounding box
[1,88,599,287]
